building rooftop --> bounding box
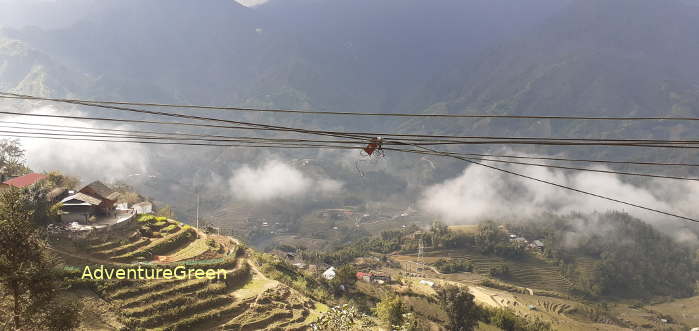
[61,192,103,206]
[2,173,47,188]
[80,180,120,200]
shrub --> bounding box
[433,258,473,274]
[162,224,179,234]
[137,214,156,224]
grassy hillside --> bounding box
[51,214,323,331]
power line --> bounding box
[420,152,699,168]
[2,92,697,222]
[5,92,699,121]
[4,109,699,149]
[0,93,373,142]
[5,128,699,182]
[391,148,699,182]
[4,97,699,148]
[7,119,699,169]
[0,132,364,149]
[3,126,698,221]
[0,128,370,145]
[393,143,699,223]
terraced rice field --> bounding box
[69,217,321,330]
[222,287,315,331]
[574,257,598,274]
[59,215,326,330]
[95,264,241,330]
[418,250,574,293]
[83,254,318,330]
[84,219,196,263]
[166,237,214,262]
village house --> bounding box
[356,271,391,284]
[356,272,372,282]
[79,180,120,216]
[133,201,153,214]
[322,266,336,280]
[59,181,122,224]
[0,173,47,190]
[59,193,102,223]
[532,240,545,251]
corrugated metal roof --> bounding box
[80,180,120,201]
[2,173,47,188]
[61,192,102,206]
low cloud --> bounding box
[7,106,150,182]
[419,157,699,241]
[229,159,342,202]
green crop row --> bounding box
[102,238,152,257]
[109,279,181,301]
[161,224,180,234]
[126,287,231,328]
[154,300,247,331]
[112,226,195,262]
[119,278,210,309]
[122,286,229,318]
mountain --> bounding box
[3,0,699,223]
[420,0,699,135]
[0,35,90,97]
[1,0,569,110]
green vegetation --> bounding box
[0,139,30,178]
[112,225,196,261]
[330,264,357,290]
[434,258,473,274]
[0,187,80,330]
[312,304,375,330]
[256,252,332,302]
[514,212,697,298]
[482,307,552,331]
[161,224,180,234]
[475,221,525,259]
[137,214,157,223]
[374,295,406,327]
[167,238,213,261]
[436,285,479,331]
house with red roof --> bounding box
[0,173,48,190]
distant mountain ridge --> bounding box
[2,0,699,206]
[1,0,569,112]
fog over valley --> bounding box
[2,1,699,330]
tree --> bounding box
[431,220,450,248]
[476,221,502,254]
[374,295,406,327]
[0,139,28,177]
[0,188,80,330]
[24,182,55,225]
[312,304,374,331]
[331,264,357,290]
[490,308,516,331]
[45,171,79,190]
[436,285,480,331]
